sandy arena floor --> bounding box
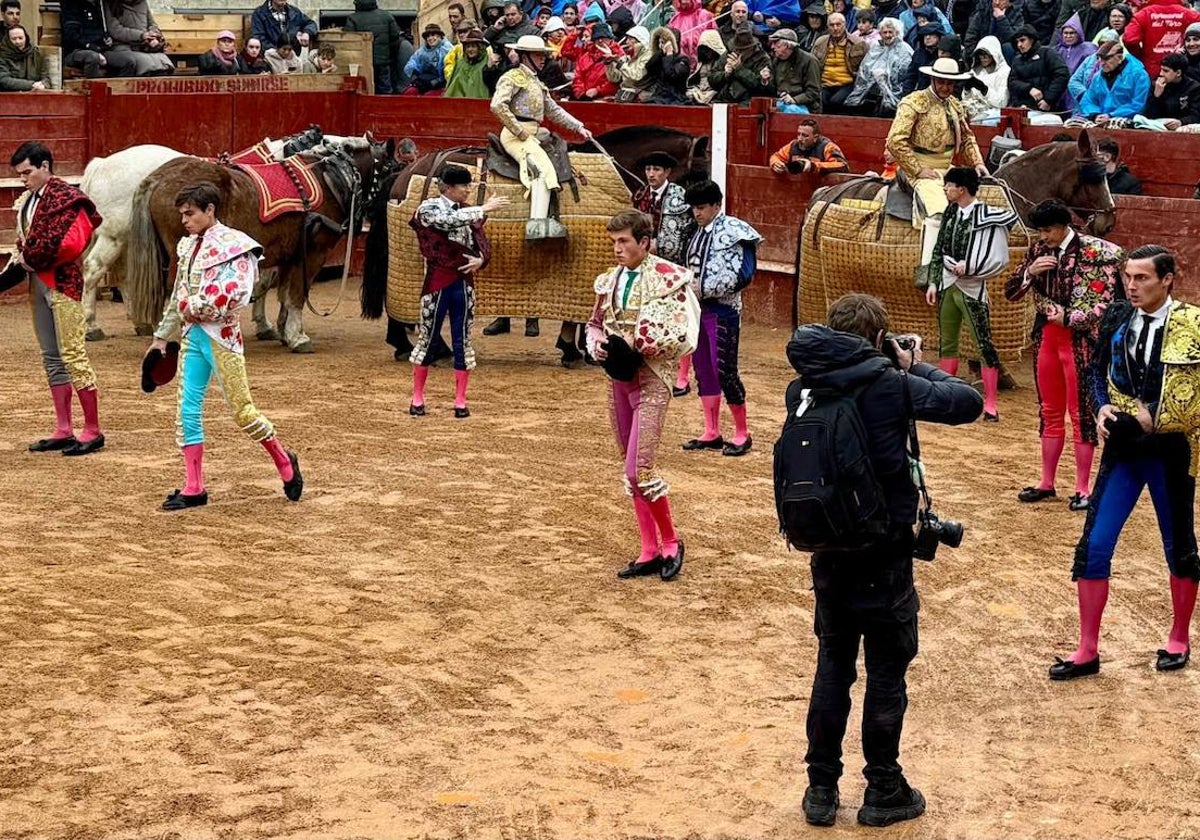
[1,281,1198,840]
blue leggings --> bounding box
[177,329,274,447]
[1074,437,1198,580]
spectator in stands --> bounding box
[265,34,303,73]
[1055,14,1097,107]
[1,0,18,43]
[747,0,802,38]
[1144,51,1200,127]
[198,30,241,76]
[768,27,822,111]
[645,26,691,104]
[345,0,402,93]
[1056,0,1113,42]
[250,0,317,55]
[946,0,973,40]
[480,0,505,29]
[797,2,827,52]
[486,1,539,46]
[237,36,272,74]
[608,24,653,100]
[542,15,570,61]
[937,33,963,69]
[445,27,491,96]
[1124,0,1200,80]
[715,25,773,102]
[845,16,911,115]
[903,22,943,94]
[1009,25,1069,112]
[606,4,636,41]
[1184,22,1200,84]
[560,4,580,28]
[1067,27,1113,100]
[720,0,750,46]
[302,44,338,73]
[671,0,717,62]
[0,24,49,89]
[965,0,1025,61]
[1097,137,1142,194]
[62,0,138,78]
[856,9,879,45]
[900,0,949,49]
[963,35,1011,121]
[769,117,849,175]
[448,3,466,40]
[812,12,866,112]
[571,20,623,99]
[444,19,480,80]
[829,0,857,32]
[686,27,728,103]
[1027,0,1063,45]
[106,0,175,76]
[1075,37,1148,119]
[405,23,451,92]
[1102,3,1131,42]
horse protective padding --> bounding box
[386,152,631,323]
[798,183,1036,362]
[236,159,326,223]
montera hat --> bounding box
[919,56,972,80]
[638,150,679,169]
[141,340,181,394]
[685,179,723,206]
[439,165,472,186]
[511,33,550,52]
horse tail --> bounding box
[360,169,400,320]
[126,176,168,328]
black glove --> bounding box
[600,334,644,382]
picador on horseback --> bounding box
[489,34,593,240]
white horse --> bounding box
[80,132,347,340]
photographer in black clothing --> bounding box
[785,293,982,828]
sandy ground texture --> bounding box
[1,282,1199,840]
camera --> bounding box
[913,509,964,562]
[882,332,919,366]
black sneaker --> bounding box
[857,780,926,827]
[802,786,839,827]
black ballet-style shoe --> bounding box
[1018,486,1057,503]
[682,436,724,451]
[660,539,685,581]
[161,489,209,511]
[454,406,471,419]
[1156,648,1190,672]
[983,412,1000,423]
[617,556,663,579]
[409,403,426,417]
[1049,656,1100,680]
[672,384,691,398]
[28,435,76,452]
[1068,493,1090,512]
[283,452,303,502]
[723,436,754,457]
[62,435,105,456]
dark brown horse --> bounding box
[126,135,397,353]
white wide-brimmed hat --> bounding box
[919,57,971,81]
[512,34,550,52]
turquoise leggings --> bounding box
[176,329,274,447]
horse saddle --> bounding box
[486,131,577,198]
[236,160,327,224]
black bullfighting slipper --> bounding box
[723,436,753,457]
[802,786,840,827]
[1018,486,1057,503]
[454,406,471,419]
[617,556,663,579]
[1156,648,1190,672]
[984,412,1000,423]
[409,403,426,417]
[682,436,724,451]
[660,539,685,581]
[62,435,105,456]
[28,435,76,452]
[161,489,209,511]
[1049,656,1100,680]
[672,384,691,397]
[283,452,303,502]
[1068,493,1090,512]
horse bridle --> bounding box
[986,157,1114,234]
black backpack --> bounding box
[773,375,893,552]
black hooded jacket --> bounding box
[785,325,983,526]
[1007,26,1069,109]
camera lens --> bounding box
[939,519,964,549]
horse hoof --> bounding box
[134,323,155,337]
[85,328,107,342]
[290,341,315,354]
[256,328,280,341]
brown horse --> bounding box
[126,135,397,353]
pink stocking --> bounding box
[1071,578,1109,663]
[646,496,679,558]
[981,367,999,417]
[1074,442,1095,496]
[262,436,295,481]
[49,383,74,439]
[75,386,102,442]
[1167,575,1198,656]
[412,365,429,407]
[938,357,959,376]
[182,443,205,495]
[729,402,749,446]
[700,395,722,441]
[632,496,660,563]
[454,369,470,409]
[675,354,692,390]
[1039,436,1065,491]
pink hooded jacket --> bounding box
[670,0,716,61]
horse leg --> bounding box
[82,233,122,341]
[555,321,583,367]
[253,268,280,341]
[277,264,314,354]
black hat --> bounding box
[591,21,615,40]
[600,334,644,382]
[638,151,679,169]
[1012,24,1038,45]
[141,340,181,394]
[685,179,723,207]
[438,165,471,186]
[0,257,25,295]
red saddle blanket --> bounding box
[226,141,275,166]
[237,159,326,223]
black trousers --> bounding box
[805,536,919,789]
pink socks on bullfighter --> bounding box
[262,436,295,482]
[938,357,959,376]
[412,365,430,407]
[1070,578,1110,664]
[632,496,660,564]
[75,386,102,442]
[1167,575,1199,656]
[646,496,679,559]
[729,403,749,447]
[981,367,1000,418]
[1074,442,1095,497]
[183,443,205,495]
[675,354,692,391]
[454,370,470,409]
[699,395,721,442]
[1039,436,1066,491]
[49,383,74,440]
